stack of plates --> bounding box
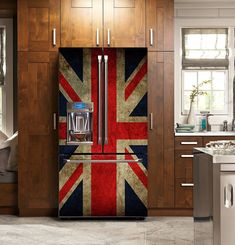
[175,124,195,133]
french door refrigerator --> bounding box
[58,48,148,218]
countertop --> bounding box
[195,147,235,163]
[175,131,235,136]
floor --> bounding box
[0,216,194,245]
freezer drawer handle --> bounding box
[98,55,102,145]
[224,184,233,208]
[65,159,143,163]
[181,142,198,145]
[181,155,194,158]
[104,55,108,145]
[181,183,194,187]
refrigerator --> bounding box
[58,48,148,218]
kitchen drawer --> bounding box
[175,178,193,208]
[175,136,203,150]
[175,150,193,180]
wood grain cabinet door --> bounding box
[61,0,102,47]
[148,52,174,209]
[103,0,145,47]
[18,52,58,216]
[146,0,173,51]
[18,0,60,51]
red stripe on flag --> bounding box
[59,122,67,140]
[125,62,147,100]
[59,73,81,102]
[91,162,117,216]
[125,152,147,188]
[59,164,83,203]
[116,122,147,139]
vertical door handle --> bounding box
[53,113,57,130]
[96,28,99,46]
[104,55,108,144]
[149,113,153,130]
[224,184,233,208]
[150,28,154,46]
[107,29,111,47]
[98,56,102,145]
[52,28,56,46]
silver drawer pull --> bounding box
[52,28,56,46]
[96,28,99,46]
[181,155,194,158]
[224,184,233,208]
[181,183,194,187]
[66,159,142,164]
[181,142,198,145]
[150,28,154,46]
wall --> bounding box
[174,0,235,131]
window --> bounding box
[181,28,229,115]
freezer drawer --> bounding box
[58,154,148,217]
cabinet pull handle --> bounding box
[98,55,102,145]
[66,159,142,164]
[181,155,194,158]
[224,184,233,208]
[52,28,56,46]
[181,142,198,145]
[149,113,153,130]
[96,28,99,46]
[104,55,108,144]
[150,28,154,46]
[53,113,57,130]
[107,29,111,46]
[181,183,194,187]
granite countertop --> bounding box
[195,147,235,163]
[175,131,235,136]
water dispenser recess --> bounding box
[67,102,93,145]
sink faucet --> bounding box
[232,119,235,131]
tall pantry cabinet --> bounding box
[17,0,174,216]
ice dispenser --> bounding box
[67,102,93,144]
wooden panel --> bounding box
[0,207,18,215]
[0,0,16,17]
[175,178,193,208]
[104,0,145,47]
[18,52,58,215]
[148,208,193,216]
[71,0,92,8]
[146,0,174,51]
[115,0,135,8]
[175,150,193,180]
[61,0,102,47]
[0,183,17,207]
[18,0,60,51]
[175,136,203,150]
[203,136,235,146]
[148,52,174,208]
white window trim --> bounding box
[175,18,235,130]
[0,19,13,137]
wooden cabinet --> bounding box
[146,0,173,51]
[18,52,58,216]
[61,0,145,47]
[18,0,60,51]
[148,52,174,210]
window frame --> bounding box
[0,19,13,136]
[175,18,235,127]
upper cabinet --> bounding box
[61,0,145,47]
[18,0,60,51]
[146,0,174,51]
[103,0,145,47]
[61,0,102,47]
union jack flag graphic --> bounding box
[58,48,148,217]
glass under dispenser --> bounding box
[67,102,93,145]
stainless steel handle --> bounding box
[104,55,108,144]
[181,142,198,145]
[181,155,194,158]
[53,113,57,130]
[224,184,233,208]
[66,159,142,164]
[149,113,153,130]
[150,28,154,46]
[98,55,102,145]
[181,183,194,187]
[96,28,99,46]
[52,28,56,46]
[107,29,111,46]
